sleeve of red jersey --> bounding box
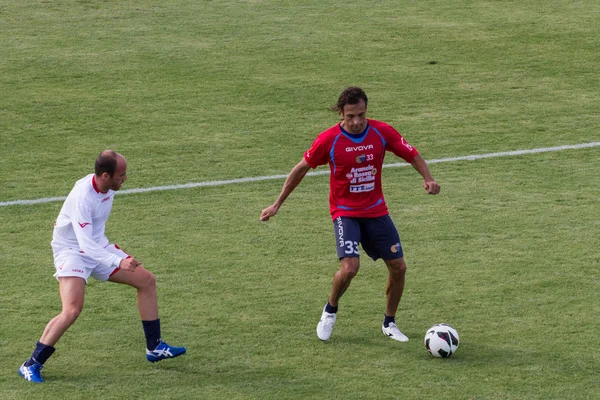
[383,125,419,163]
[303,133,330,168]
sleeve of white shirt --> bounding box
[71,197,123,269]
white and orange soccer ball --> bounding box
[424,323,459,358]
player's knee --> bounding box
[346,266,359,279]
[148,272,157,288]
[388,259,407,276]
[141,270,156,290]
[341,258,360,278]
[62,306,82,324]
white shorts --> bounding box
[53,244,130,283]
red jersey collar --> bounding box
[91,175,107,194]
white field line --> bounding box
[2,142,599,207]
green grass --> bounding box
[1,1,599,399]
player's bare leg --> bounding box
[40,276,86,346]
[329,257,360,306]
[19,277,86,382]
[384,257,406,316]
[317,258,360,341]
[109,266,185,361]
[381,257,409,342]
[109,266,158,320]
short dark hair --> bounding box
[95,150,118,177]
[329,86,368,113]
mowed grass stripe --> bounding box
[2,142,599,208]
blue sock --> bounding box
[25,341,55,366]
[383,315,395,328]
[142,319,161,351]
[325,302,338,314]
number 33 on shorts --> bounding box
[344,241,359,255]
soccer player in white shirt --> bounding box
[18,150,186,383]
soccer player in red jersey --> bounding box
[260,87,440,342]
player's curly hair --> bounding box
[329,86,368,114]
[95,150,118,177]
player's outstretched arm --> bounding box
[411,154,440,195]
[260,158,311,221]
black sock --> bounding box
[142,319,161,351]
[383,315,395,328]
[325,302,338,314]
[25,341,55,366]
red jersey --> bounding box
[303,119,419,220]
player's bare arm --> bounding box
[410,154,440,195]
[260,158,311,221]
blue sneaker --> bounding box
[18,362,44,383]
[146,340,186,363]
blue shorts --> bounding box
[333,215,403,261]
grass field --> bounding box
[1,1,599,399]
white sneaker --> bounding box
[382,322,409,342]
[316,305,337,341]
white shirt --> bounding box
[51,174,123,268]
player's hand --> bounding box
[119,257,143,272]
[260,204,279,221]
[423,180,440,195]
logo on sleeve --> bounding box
[78,222,91,228]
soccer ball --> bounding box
[424,323,459,358]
